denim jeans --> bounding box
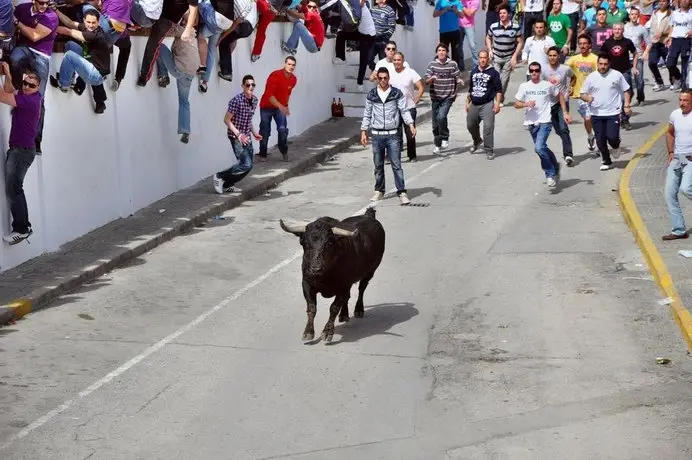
[156,44,193,134]
[59,41,105,88]
[10,46,49,149]
[550,101,572,158]
[372,134,406,194]
[591,114,620,164]
[217,136,254,187]
[461,26,477,66]
[286,21,319,53]
[666,37,691,89]
[648,42,669,86]
[633,58,645,101]
[528,123,559,178]
[621,70,633,122]
[5,147,36,233]
[431,98,455,147]
[665,161,692,235]
[259,108,289,157]
[200,29,221,82]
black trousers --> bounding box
[335,31,374,84]
[399,108,417,160]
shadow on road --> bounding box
[328,302,419,345]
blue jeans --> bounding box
[528,123,559,178]
[5,147,35,233]
[461,26,477,66]
[666,37,691,89]
[665,161,692,235]
[431,98,455,147]
[372,134,406,194]
[286,21,319,53]
[591,114,620,164]
[634,58,645,101]
[199,0,223,82]
[550,101,572,158]
[156,44,193,134]
[217,136,254,187]
[259,108,289,157]
[648,42,669,86]
[59,41,105,88]
[621,70,633,122]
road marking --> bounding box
[0,156,443,451]
[618,124,692,350]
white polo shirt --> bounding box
[580,69,630,117]
[515,80,559,125]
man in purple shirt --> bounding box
[213,74,262,194]
[10,0,58,154]
[0,62,41,245]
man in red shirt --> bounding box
[258,56,298,161]
[281,1,325,54]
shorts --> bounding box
[577,99,591,120]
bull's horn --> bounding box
[332,227,358,237]
[280,219,307,234]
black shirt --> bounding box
[469,65,502,105]
[211,0,234,19]
[601,37,636,73]
[79,24,110,76]
[162,0,200,22]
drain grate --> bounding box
[405,202,430,207]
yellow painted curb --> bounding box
[618,124,692,351]
[2,299,32,322]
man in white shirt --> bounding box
[389,51,424,162]
[663,89,692,240]
[522,19,556,79]
[514,61,571,188]
[369,40,409,83]
[579,53,631,170]
[664,0,691,91]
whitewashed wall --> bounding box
[0,1,481,272]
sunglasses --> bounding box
[529,69,541,73]
[307,4,318,8]
[377,76,389,81]
[385,47,396,51]
[36,0,49,5]
[245,83,256,88]
[23,80,38,89]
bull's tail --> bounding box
[364,206,376,219]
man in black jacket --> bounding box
[466,49,502,160]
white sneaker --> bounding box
[356,84,364,91]
[3,229,32,245]
[600,163,613,171]
[212,174,224,194]
[370,191,384,201]
[332,57,346,65]
[441,140,449,150]
[587,134,596,151]
[565,156,574,166]
[611,147,621,159]
[399,192,410,205]
[546,177,557,188]
[224,186,242,193]
[433,146,440,155]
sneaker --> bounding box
[433,146,440,155]
[356,84,364,91]
[94,102,106,114]
[282,153,289,162]
[587,134,596,151]
[223,185,242,193]
[198,80,208,93]
[370,191,384,202]
[110,79,120,92]
[49,74,69,93]
[157,75,170,87]
[671,81,682,91]
[250,54,260,62]
[180,133,190,144]
[196,66,207,76]
[565,155,574,166]
[622,120,631,131]
[471,139,483,153]
[486,150,496,160]
[441,140,449,150]
[652,84,665,92]
[280,41,294,54]
[611,147,621,159]
[332,57,346,65]
[213,174,224,194]
[136,75,147,87]
[218,72,233,82]
[546,176,557,188]
[600,163,613,171]
[399,192,410,205]
[3,228,32,245]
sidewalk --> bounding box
[0,100,432,323]
[620,132,692,349]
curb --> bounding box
[1,109,433,325]
[617,124,692,351]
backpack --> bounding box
[339,0,362,32]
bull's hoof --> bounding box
[354,310,364,318]
[321,331,334,342]
[302,332,315,341]
[338,314,350,323]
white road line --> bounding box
[0,157,443,451]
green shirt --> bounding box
[547,13,572,48]
[606,8,628,25]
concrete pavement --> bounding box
[1,70,691,459]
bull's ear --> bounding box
[280,219,307,236]
[332,227,358,237]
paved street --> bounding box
[2,72,692,459]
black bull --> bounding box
[280,207,385,342]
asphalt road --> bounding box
[1,71,692,460]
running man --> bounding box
[567,33,598,152]
[425,43,463,154]
[543,46,575,165]
[466,49,502,160]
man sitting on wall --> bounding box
[0,63,41,245]
[280,0,325,55]
[50,8,110,114]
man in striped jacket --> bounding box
[361,67,417,205]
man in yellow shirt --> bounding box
[567,33,599,152]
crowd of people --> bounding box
[0,0,690,247]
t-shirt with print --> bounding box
[579,69,629,116]
[9,91,41,149]
[670,109,692,158]
[547,13,571,48]
[587,25,613,52]
[601,37,636,73]
[669,9,692,38]
[79,24,111,76]
[435,0,462,33]
[515,80,558,125]
[566,52,598,98]
[542,63,572,103]
[302,4,325,48]
[389,67,422,110]
[14,3,58,56]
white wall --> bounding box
[0,1,469,272]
